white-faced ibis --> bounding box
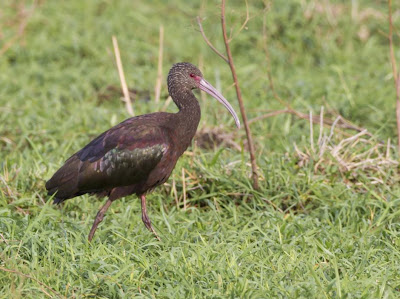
[46,62,240,241]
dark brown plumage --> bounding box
[46,62,240,241]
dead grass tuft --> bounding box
[294,108,399,187]
[0,163,20,199]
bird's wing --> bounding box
[46,116,171,199]
[77,122,169,189]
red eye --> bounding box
[189,73,195,78]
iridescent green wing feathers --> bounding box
[76,122,169,190]
[46,116,170,200]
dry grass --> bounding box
[112,35,135,116]
[294,108,399,188]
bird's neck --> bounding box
[172,89,201,150]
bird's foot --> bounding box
[142,213,161,241]
[88,199,113,242]
[140,194,161,241]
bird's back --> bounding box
[46,112,176,203]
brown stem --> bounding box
[228,0,250,42]
[248,109,290,125]
[221,0,259,190]
[196,17,229,63]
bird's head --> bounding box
[167,62,240,129]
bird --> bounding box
[46,62,240,241]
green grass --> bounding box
[1,0,400,297]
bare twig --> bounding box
[0,266,64,298]
[220,0,259,190]
[197,2,259,189]
[196,16,229,63]
[112,36,134,116]
[228,0,250,42]
[154,25,164,103]
[248,109,290,124]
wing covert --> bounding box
[73,119,171,191]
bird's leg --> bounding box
[140,194,161,241]
[88,199,113,242]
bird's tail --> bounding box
[46,156,81,204]
[52,197,66,205]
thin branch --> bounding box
[228,0,250,42]
[112,35,134,116]
[221,0,259,190]
[248,109,290,124]
[196,16,229,63]
[0,266,64,298]
[154,25,164,103]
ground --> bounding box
[1,0,400,298]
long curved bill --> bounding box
[199,78,241,129]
